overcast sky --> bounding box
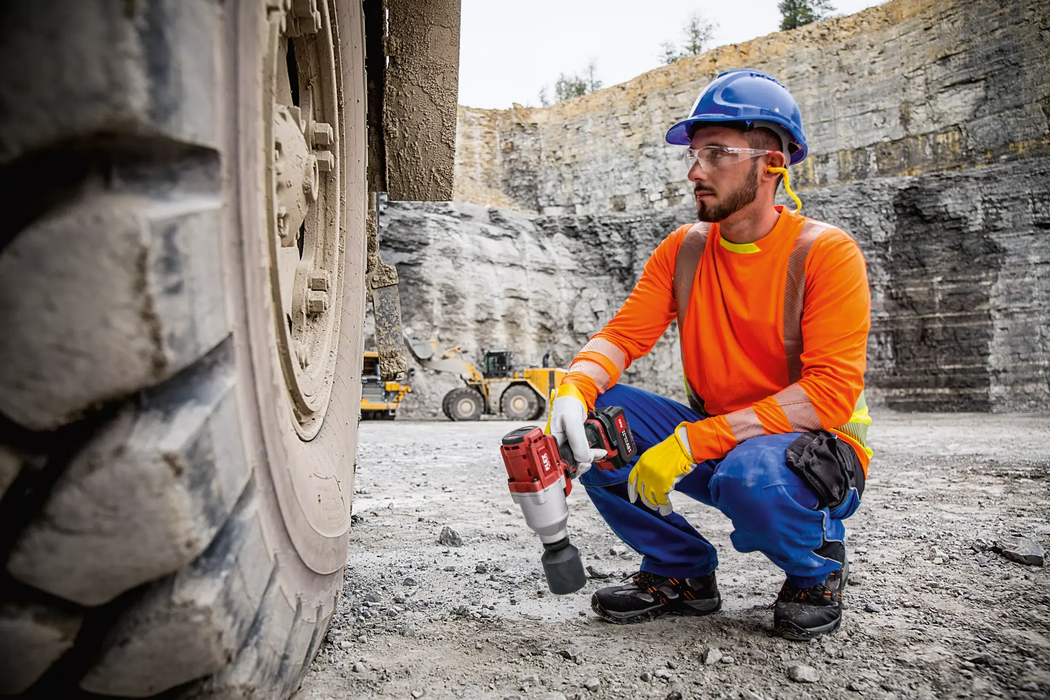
[457,0,888,109]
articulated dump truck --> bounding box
[0,1,460,696]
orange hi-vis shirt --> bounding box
[562,206,873,471]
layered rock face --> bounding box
[378,0,1049,417]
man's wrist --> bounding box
[674,423,694,462]
[558,379,595,409]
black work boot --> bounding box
[773,547,849,640]
[591,571,721,624]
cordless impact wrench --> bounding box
[499,406,637,594]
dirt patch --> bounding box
[296,412,1050,699]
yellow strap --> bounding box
[767,166,801,214]
[544,389,556,434]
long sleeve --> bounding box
[683,232,871,465]
[560,226,688,407]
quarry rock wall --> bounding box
[377,0,1050,418]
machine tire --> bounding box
[0,1,367,697]
[501,384,542,422]
[443,388,484,422]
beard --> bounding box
[696,160,759,223]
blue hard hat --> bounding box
[665,69,808,166]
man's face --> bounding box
[687,126,761,223]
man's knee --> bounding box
[709,435,819,519]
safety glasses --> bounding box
[682,146,772,171]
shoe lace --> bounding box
[773,570,841,607]
[626,571,663,588]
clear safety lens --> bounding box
[683,146,771,171]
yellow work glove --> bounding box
[627,423,694,516]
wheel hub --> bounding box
[264,0,343,440]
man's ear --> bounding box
[763,150,787,178]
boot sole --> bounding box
[591,596,722,625]
[774,614,842,641]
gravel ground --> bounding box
[296,412,1050,700]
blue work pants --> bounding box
[581,384,861,588]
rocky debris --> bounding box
[402,577,418,586]
[352,662,365,673]
[558,647,584,663]
[847,681,867,692]
[640,671,652,682]
[972,538,995,552]
[994,536,1045,566]
[865,601,883,613]
[411,691,424,699]
[703,647,722,665]
[740,692,767,700]
[788,664,820,683]
[438,526,463,547]
[298,416,1050,700]
[665,692,683,700]
[610,546,627,556]
[475,562,489,574]
[583,678,601,691]
[585,565,610,579]
[721,655,736,665]
[538,694,567,700]
[653,668,671,679]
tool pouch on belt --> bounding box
[785,431,865,510]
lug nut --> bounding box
[309,272,329,291]
[291,0,321,34]
[311,122,334,146]
[316,151,335,172]
[307,290,329,315]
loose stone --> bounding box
[703,647,722,665]
[586,565,611,579]
[583,678,601,691]
[788,664,820,683]
[438,526,464,547]
[996,536,1045,566]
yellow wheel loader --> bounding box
[360,351,412,419]
[404,335,565,421]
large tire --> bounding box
[443,388,484,421]
[0,1,366,697]
[501,384,542,422]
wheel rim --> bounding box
[265,0,343,441]
[510,396,527,413]
[457,397,475,417]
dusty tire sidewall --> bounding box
[225,0,365,593]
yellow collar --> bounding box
[719,237,762,254]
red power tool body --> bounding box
[499,406,637,594]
